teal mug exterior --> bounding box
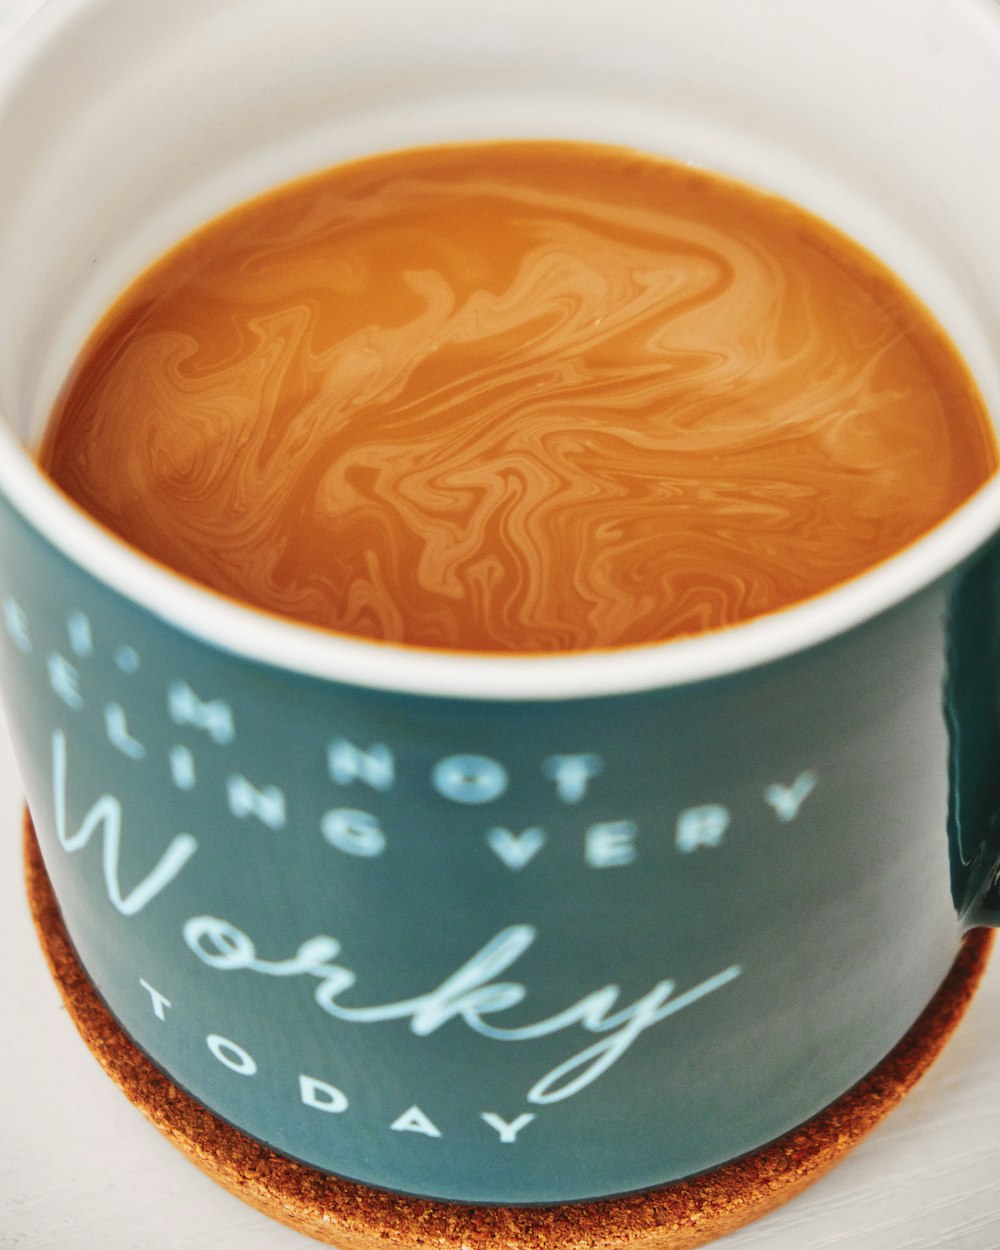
[2,0,1000,1207]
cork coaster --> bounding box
[23,810,994,1250]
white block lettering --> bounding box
[320,808,386,857]
[114,645,140,673]
[481,1111,535,1143]
[300,1074,349,1113]
[486,827,546,870]
[66,611,93,657]
[168,681,235,744]
[207,1034,257,1075]
[391,1106,442,1138]
[169,745,197,791]
[3,597,32,654]
[765,771,818,822]
[585,820,637,868]
[139,978,172,1020]
[676,805,730,853]
[227,775,286,829]
[105,704,146,760]
[327,739,394,791]
[542,754,604,802]
[48,653,83,709]
[432,755,507,804]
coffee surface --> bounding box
[41,142,996,652]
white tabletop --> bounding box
[2,1,1000,1246]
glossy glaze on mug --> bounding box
[0,501,973,1200]
[1,0,1000,1210]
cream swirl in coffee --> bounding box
[42,142,996,651]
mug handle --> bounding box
[967,863,1000,927]
[948,541,1000,929]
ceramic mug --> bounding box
[1,0,1000,1208]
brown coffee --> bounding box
[40,141,996,653]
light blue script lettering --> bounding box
[53,730,197,915]
[182,917,740,1105]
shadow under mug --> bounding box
[2,0,1000,1207]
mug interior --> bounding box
[0,0,999,697]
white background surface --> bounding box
[2,0,1000,1246]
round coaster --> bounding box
[23,810,994,1250]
